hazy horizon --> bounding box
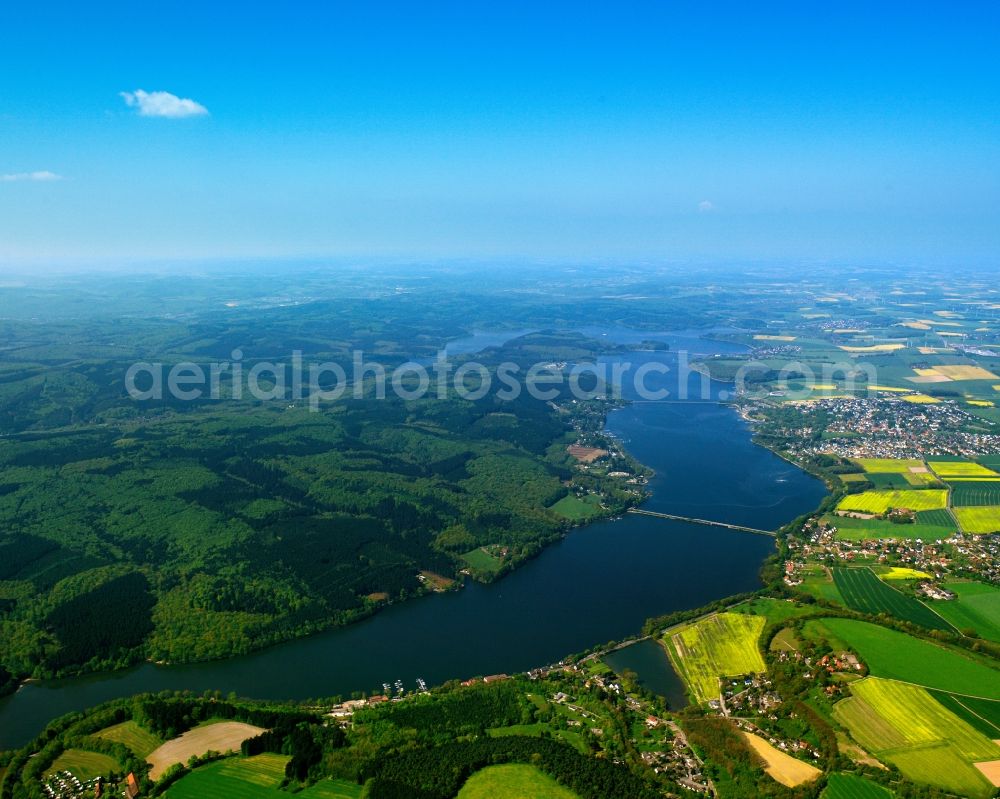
[2,1,998,266]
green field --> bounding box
[296,781,365,798]
[866,473,911,490]
[913,508,960,528]
[488,722,587,754]
[821,772,893,799]
[457,764,580,799]
[852,458,924,474]
[770,627,802,652]
[548,494,601,521]
[460,547,504,575]
[951,481,1000,506]
[810,618,1000,698]
[831,568,954,631]
[833,678,1000,799]
[824,511,955,541]
[931,691,1000,738]
[797,565,845,604]
[93,719,163,757]
[954,505,1000,534]
[931,581,1000,641]
[731,597,819,625]
[48,749,121,781]
[929,460,1000,479]
[886,747,996,799]
[165,754,362,799]
[903,471,942,486]
[666,612,766,703]
[836,489,947,514]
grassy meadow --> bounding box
[797,565,845,604]
[47,749,121,781]
[93,719,163,757]
[460,547,504,576]
[548,494,602,521]
[457,764,581,799]
[731,597,820,625]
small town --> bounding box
[787,518,1000,586]
[752,395,1000,461]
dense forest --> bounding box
[0,273,660,684]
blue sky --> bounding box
[1,1,998,265]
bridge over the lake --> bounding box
[626,507,777,537]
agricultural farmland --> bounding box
[901,470,941,486]
[665,612,766,703]
[954,506,1000,534]
[930,581,1000,642]
[878,567,931,580]
[928,460,1000,479]
[47,749,120,782]
[911,365,1000,381]
[931,692,1000,738]
[951,481,1000,506]
[824,511,954,541]
[94,719,163,758]
[831,568,954,631]
[820,773,893,799]
[164,753,363,798]
[833,678,1000,799]
[148,721,266,779]
[865,472,912,490]
[810,618,1000,699]
[836,489,947,514]
[851,458,924,474]
[741,732,821,787]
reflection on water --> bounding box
[604,638,688,710]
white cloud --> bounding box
[120,89,208,118]
[698,200,715,212]
[1,171,63,182]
